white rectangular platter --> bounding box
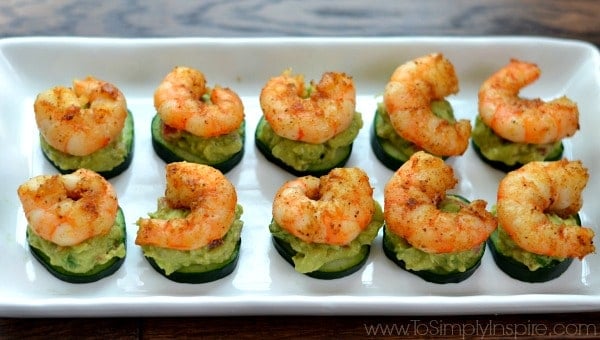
[1,37,599,317]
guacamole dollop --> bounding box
[384,195,485,274]
[489,212,576,271]
[385,229,484,274]
[269,201,384,273]
[157,117,244,164]
[256,112,362,172]
[471,115,562,166]
[27,209,126,273]
[374,100,456,159]
[138,202,244,275]
[40,110,134,172]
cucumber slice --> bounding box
[40,110,134,179]
[487,214,580,283]
[144,240,241,284]
[271,236,370,280]
[254,116,352,177]
[28,208,127,284]
[382,194,486,284]
[151,114,245,174]
[370,110,409,170]
[487,239,572,283]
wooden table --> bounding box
[1,1,599,338]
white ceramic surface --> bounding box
[1,37,599,317]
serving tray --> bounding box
[1,37,599,317]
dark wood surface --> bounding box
[2,1,600,338]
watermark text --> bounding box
[364,319,598,338]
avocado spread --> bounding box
[490,213,576,271]
[157,118,244,164]
[40,110,134,172]
[471,115,562,166]
[269,201,384,273]
[385,196,485,274]
[27,211,126,274]
[138,202,244,275]
[375,99,455,158]
[385,230,484,274]
[256,112,362,172]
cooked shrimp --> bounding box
[497,159,594,259]
[34,76,128,156]
[272,167,375,246]
[259,69,356,144]
[383,53,471,156]
[17,168,119,247]
[478,59,579,144]
[384,151,496,253]
[135,162,237,251]
[154,66,244,138]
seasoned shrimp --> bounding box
[272,167,374,246]
[497,159,594,259]
[260,70,356,144]
[17,168,119,247]
[384,151,496,253]
[154,66,244,138]
[136,162,237,251]
[478,59,579,144]
[34,76,128,156]
[383,53,471,156]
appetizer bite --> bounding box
[136,162,243,283]
[489,159,595,282]
[371,53,471,170]
[17,169,126,283]
[383,151,496,284]
[472,59,578,171]
[34,76,134,179]
[256,69,363,176]
[269,167,384,279]
[151,66,245,173]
